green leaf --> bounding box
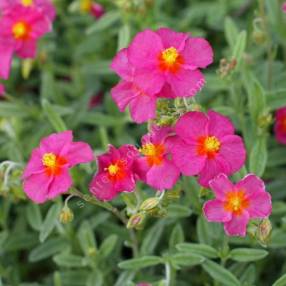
[232,30,247,64]
[224,17,239,48]
[39,203,61,243]
[202,260,240,286]
[249,136,268,177]
[118,24,130,51]
[53,253,87,267]
[0,101,30,118]
[77,221,97,256]
[86,270,103,286]
[42,99,67,132]
[229,248,268,262]
[267,89,286,110]
[273,273,286,286]
[26,204,42,231]
[140,221,164,255]
[99,234,118,258]
[170,253,205,268]
[169,224,184,249]
[176,243,218,259]
[29,238,67,262]
[86,11,120,34]
[167,204,192,218]
[118,256,163,270]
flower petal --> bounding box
[207,110,235,137]
[111,81,136,112]
[128,29,163,69]
[146,158,180,190]
[23,171,53,204]
[203,199,232,222]
[175,111,209,143]
[247,192,272,219]
[224,210,249,237]
[22,147,45,179]
[168,69,205,98]
[110,48,133,81]
[0,44,13,79]
[182,37,213,69]
[209,173,234,200]
[168,136,205,176]
[236,174,265,196]
[66,141,94,167]
[156,27,188,51]
[129,94,157,123]
[47,168,72,200]
[89,173,118,201]
[219,135,246,174]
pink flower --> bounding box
[22,131,94,203]
[169,111,246,187]
[0,83,5,96]
[0,0,56,21]
[0,4,52,79]
[80,0,104,19]
[203,173,272,237]
[282,2,286,13]
[89,144,139,201]
[134,126,180,190]
[127,28,213,97]
[90,2,104,19]
[275,107,286,144]
[88,91,104,109]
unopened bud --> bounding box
[88,247,97,256]
[252,30,267,45]
[258,113,273,129]
[140,198,160,211]
[22,59,34,79]
[127,213,145,229]
[257,218,272,246]
[59,206,74,224]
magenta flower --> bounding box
[203,173,272,237]
[282,2,286,13]
[0,0,56,21]
[275,107,286,144]
[89,144,139,201]
[0,4,52,79]
[22,131,94,203]
[127,27,213,97]
[134,126,180,190]
[170,111,246,187]
[90,2,104,19]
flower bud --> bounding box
[59,206,74,224]
[252,30,267,45]
[140,198,160,212]
[127,213,145,229]
[257,218,272,246]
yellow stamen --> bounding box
[204,136,221,153]
[161,47,179,66]
[21,0,33,6]
[42,153,57,168]
[139,143,157,157]
[12,22,30,40]
[107,164,119,176]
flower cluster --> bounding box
[22,27,273,237]
[79,0,104,19]
[0,0,55,94]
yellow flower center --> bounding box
[204,136,221,153]
[21,0,33,6]
[12,21,30,40]
[161,47,179,66]
[140,143,157,157]
[107,164,119,176]
[42,153,57,168]
[224,190,249,215]
[140,143,165,166]
[80,0,92,12]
